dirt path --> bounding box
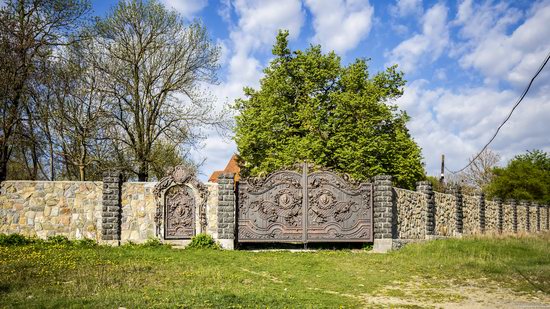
[363,277,550,308]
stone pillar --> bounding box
[533,203,541,232]
[217,173,236,250]
[509,199,517,233]
[478,192,486,233]
[416,181,435,237]
[521,201,530,232]
[494,198,503,233]
[447,185,463,235]
[102,171,122,244]
[546,205,550,231]
[372,175,394,252]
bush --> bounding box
[122,238,169,248]
[47,235,71,245]
[187,233,221,250]
[74,238,98,247]
[141,238,165,247]
[0,234,35,246]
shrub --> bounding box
[141,238,165,247]
[0,233,35,246]
[187,233,220,250]
[47,235,71,245]
[75,238,98,247]
[122,238,169,248]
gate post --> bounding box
[373,175,394,252]
[217,173,236,249]
[101,170,122,245]
[447,185,463,236]
[417,181,435,238]
[533,202,541,232]
[495,198,503,233]
[478,192,486,233]
[510,199,517,233]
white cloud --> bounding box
[387,3,449,73]
[160,0,208,19]
[305,0,374,54]
[396,79,550,177]
[191,0,305,180]
[390,0,423,17]
[456,0,550,88]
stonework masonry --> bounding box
[101,171,122,242]
[503,200,515,233]
[485,199,499,233]
[1,172,549,251]
[434,192,457,236]
[416,181,435,237]
[121,182,156,242]
[217,173,236,249]
[0,181,102,240]
[446,185,463,235]
[372,175,393,252]
[394,188,427,239]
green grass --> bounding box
[0,233,549,308]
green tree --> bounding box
[486,150,550,203]
[234,31,425,189]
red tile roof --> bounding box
[208,154,241,183]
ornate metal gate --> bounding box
[237,164,373,243]
[164,185,195,239]
[154,165,208,240]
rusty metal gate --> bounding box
[237,164,373,243]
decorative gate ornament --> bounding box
[153,165,208,239]
[238,164,373,243]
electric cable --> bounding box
[446,50,550,174]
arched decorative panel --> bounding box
[153,165,208,240]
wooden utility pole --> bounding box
[440,154,445,185]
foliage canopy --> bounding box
[486,150,550,203]
[234,31,425,189]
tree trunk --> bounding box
[49,143,55,180]
[0,154,7,182]
[137,161,148,182]
[79,164,85,181]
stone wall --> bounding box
[542,206,549,230]
[485,200,499,233]
[2,173,549,250]
[205,182,218,239]
[0,181,102,240]
[0,177,224,246]
[463,195,482,235]
[121,182,157,242]
[517,202,528,232]
[433,192,456,236]
[393,188,426,239]
[502,201,515,233]
[529,203,538,232]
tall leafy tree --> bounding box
[486,150,550,203]
[0,0,90,181]
[234,31,425,189]
[88,0,221,181]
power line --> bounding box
[446,50,550,175]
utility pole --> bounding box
[440,154,445,185]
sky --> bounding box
[90,0,550,181]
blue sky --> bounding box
[90,0,550,181]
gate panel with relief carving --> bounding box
[164,185,195,239]
[237,165,373,243]
[238,171,303,242]
[307,172,373,242]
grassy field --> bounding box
[0,234,549,308]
